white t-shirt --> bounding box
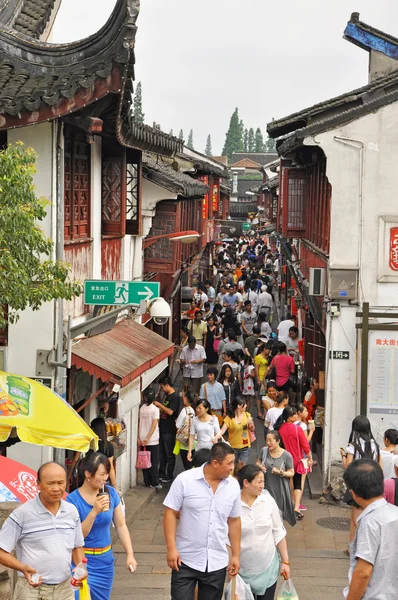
[139,404,160,445]
[346,439,379,461]
[190,416,220,451]
[380,450,396,480]
[294,421,308,432]
[277,319,294,344]
[176,406,195,430]
[265,406,284,430]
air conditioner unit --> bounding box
[309,268,326,296]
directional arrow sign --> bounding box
[330,350,350,360]
[84,280,160,306]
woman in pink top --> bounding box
[267,343,295,391]
[275,406,312,520]
[384,455,398,505]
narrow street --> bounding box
[112,416,351,600]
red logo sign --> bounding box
[390,227,398,271]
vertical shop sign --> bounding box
[197,175,209,219]
[389,227,398,271]
[212,182,220,213]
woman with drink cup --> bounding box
[66,452,137,600]
[294,404,315,512]
[257,430,296,526]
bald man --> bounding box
[0,462,85,599]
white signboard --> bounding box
[368,330,398,441]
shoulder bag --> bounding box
[176,408,192,446]
[247,412,256,443]
[295,426,311,474]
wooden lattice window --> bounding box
[102,151,126,236]
[126,153,142,235]
[64,128,90,241]
[288,174,306,229]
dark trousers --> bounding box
[142,444,159,487]
[180,449,193,471]
[159,431,176,480]
[256,581,277,600]
[171,562,226,600]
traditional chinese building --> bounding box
[268,12,398,481]
[0,0,205,490]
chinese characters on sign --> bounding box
[197,175,209,220]
[369,332,398,416]
[390,227,398,271]
[212,183,219,213]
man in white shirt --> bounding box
[180,337,207,394]
[215,285,227,309]
[0,462,85,599]
[258,285,273,320]
[241,301,257,340]
[277,315,296,344]
[163,443,241,600]
[205,281,216,310]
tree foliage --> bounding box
[178,129,184,141]
[248,128,255,152]
[264,135,277,152]
[255,128,264,153]
[222,108,243,159]
[133,82,145,124]
[205,134,212,157]
[0,143,81,328]
[243,129,248,152]
[187,129,194,150]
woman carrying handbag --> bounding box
[137,387,161,489]
[174,388,196,470]
[274,406,312,521]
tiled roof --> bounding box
[12,0,58,39]
[0,0,59,39]
[230,158,263,169]
[0,0,182,156]
[212,155,228,166]
[142,155,209,198]
[180,148,230,178]
[269,68,398,153]
[237,178,262,198]
[344,12,398,50]
[231,152,278,166]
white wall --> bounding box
[304,102,398,474]
[7,124,55,470]
[117,378,141,492]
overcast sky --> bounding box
[52,0,398,155]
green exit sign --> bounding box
[84,280,160,306]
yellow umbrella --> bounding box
[0,371,98,452]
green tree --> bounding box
[187,129,194,150]
[222,108,243,159]
[178,129,184,140]
[264,135,277,152]
[205,134,212,157]
[0,143,80,328]
[248,128,255,152]
[243,129,248,152]
[133,82,145,123]
[255,128,264,153]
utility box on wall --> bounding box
[329,269,358,300]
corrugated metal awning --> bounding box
[71,320,174,387]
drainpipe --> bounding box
[54,121,65,465]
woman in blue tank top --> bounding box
[66,452,137,600]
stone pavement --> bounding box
[112,489,350,600]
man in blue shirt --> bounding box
[199,367,226,421]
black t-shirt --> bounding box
[159,392,180,434]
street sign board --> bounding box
[84,280,160,306]
[330,350,350,360]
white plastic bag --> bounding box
[224,575,255,600]
[277,578,299,600]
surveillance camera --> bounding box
[149,298,171,326]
